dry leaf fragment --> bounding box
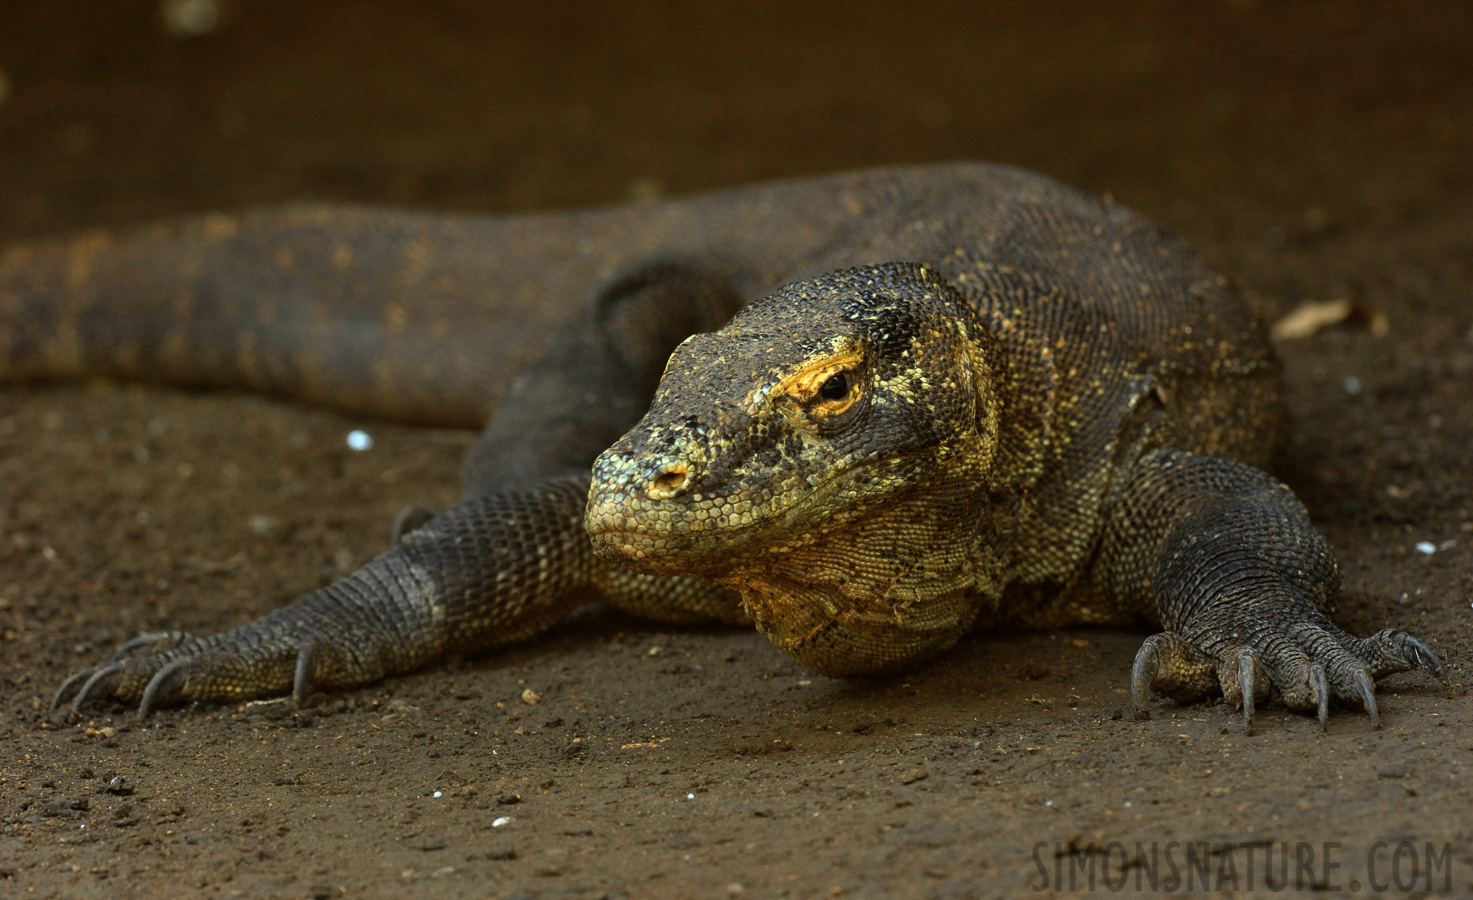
[1270,299,1388,341]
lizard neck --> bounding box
[719,462,1014,676]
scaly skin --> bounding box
[3,163,1436,730]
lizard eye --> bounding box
[818,372,850,402]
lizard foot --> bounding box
[1130,623,1440,734]
[52,629,327,719]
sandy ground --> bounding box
[1,2,1470,897]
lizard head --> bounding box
[586,263,1007,675]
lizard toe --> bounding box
[1130,631,1219,716]
[1353,628,1442,681]
[1219,645,1270,735]
[138,658,194,718]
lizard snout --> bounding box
[622,425,710,501]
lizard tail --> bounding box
[0,205,593,426]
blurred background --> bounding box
[2,1,1468,265]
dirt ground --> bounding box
[1,2,1470,898]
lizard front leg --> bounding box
[1094,448,1441,733]
[56,478,597,714]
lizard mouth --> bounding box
[585,448,933,578]
[584,489,780,577]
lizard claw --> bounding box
[1130,632,1217,717]
[69,662,131,715]
[50,665,104,712]
[1353,667,1380,729]
[138,658,195,719]
[1309,663,1329,731]
[293,642,320,707]
[1233,646,1262,735]
[1129,635,1158,716]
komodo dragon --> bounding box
[0,163,1439,732]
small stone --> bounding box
[104,776,135,796]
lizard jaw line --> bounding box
[586,449,939,578]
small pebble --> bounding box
[1415,541,1436,555]
[347,430,373,451]
[104,776,135,796]
[1343,376,1362,395]
[491,817,512,828]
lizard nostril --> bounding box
[647,464,690,500]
